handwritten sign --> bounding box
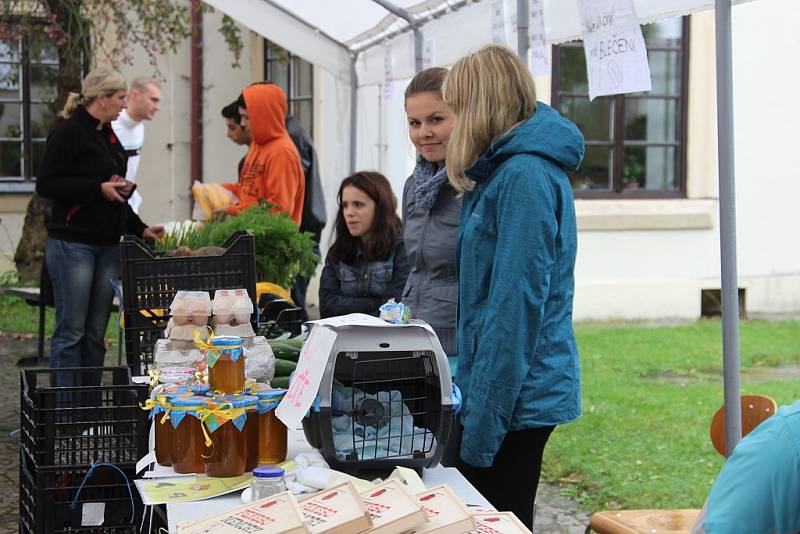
[275,325,337,428]
[422,38,435,70]
[491,1,506,44]
[383,46,394,101]
[577,0,651,100]
[529,0,548,76]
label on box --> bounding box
[410,484,476,534]
[299,481,373,534]
[471,512,532,534]
[360,479,426,533]
[176,490,308,533]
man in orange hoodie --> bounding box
[221,84,304,224]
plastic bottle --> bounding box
[250,466,286,501]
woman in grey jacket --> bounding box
[402,67,461,367]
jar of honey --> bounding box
[152,396,173,467]
[203,395,258,478]
[169,396,209,474]
[256,388,288,465]
[207,336,246,394]
[245,407,259,472]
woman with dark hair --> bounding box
[318,172,410,318]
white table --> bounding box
[162,427,492,533]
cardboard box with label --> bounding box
[470,512,532,534]
[409,484,476,534]
[299,480,373,534]
[176,490,308,534]
[359,478,427,534]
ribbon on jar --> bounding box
[196,402,248,447]
[140,395,172,425]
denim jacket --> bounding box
[319,238,410,318]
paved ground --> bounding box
[0,335,590,533]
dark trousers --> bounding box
[290,243,320,322]
[456,424,555,530]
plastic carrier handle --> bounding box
[451,384,462,415]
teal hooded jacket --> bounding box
[456,102,584,467]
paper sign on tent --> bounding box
[529,0,548,76]
[577,0,651,100]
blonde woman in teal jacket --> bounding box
[443,45,584,529]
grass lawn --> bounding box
[543,318,800,513]
[1,291,798,513]
[0,293,120,353]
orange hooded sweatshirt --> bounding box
[223,84,304,223]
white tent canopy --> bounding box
[204,0,754,82]
[201,0,755,454]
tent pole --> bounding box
[350,54,359,175]
[715,0,742,457]
[516,0,529,65]
[370,0,423,71]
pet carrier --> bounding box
[302,322,460,474]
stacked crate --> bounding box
[19,367,149,533]
[120,230,257,375]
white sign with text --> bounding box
[577,0,651,100]
[275,325,337,428]
[529,0,548,76]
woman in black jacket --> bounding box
[36,68,164,386]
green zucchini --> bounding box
[270,375,291,389]
[273,358,297,377]
[268,339,303,362]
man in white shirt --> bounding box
[112,77,161,214]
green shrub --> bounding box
[157,204,318,288]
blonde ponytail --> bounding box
[59,92,83,119]
[59,67,127,119]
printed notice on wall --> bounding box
[577,0,651,100]
[529,0,548,76]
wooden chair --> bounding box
[584,395,778,534]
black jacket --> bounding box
[286,116,326,243]
[36,106,147,246]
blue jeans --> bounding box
[46,238,119,387]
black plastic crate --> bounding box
[19,450,141,534]
[120,230,257,375]
[20,367,149,470]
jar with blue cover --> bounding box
[256,388,288,465]
[169,395,210,474]
[202,394,258,477]
[251,466,286,500]
[206,336,246,394]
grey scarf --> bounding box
[412,156,448,212]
